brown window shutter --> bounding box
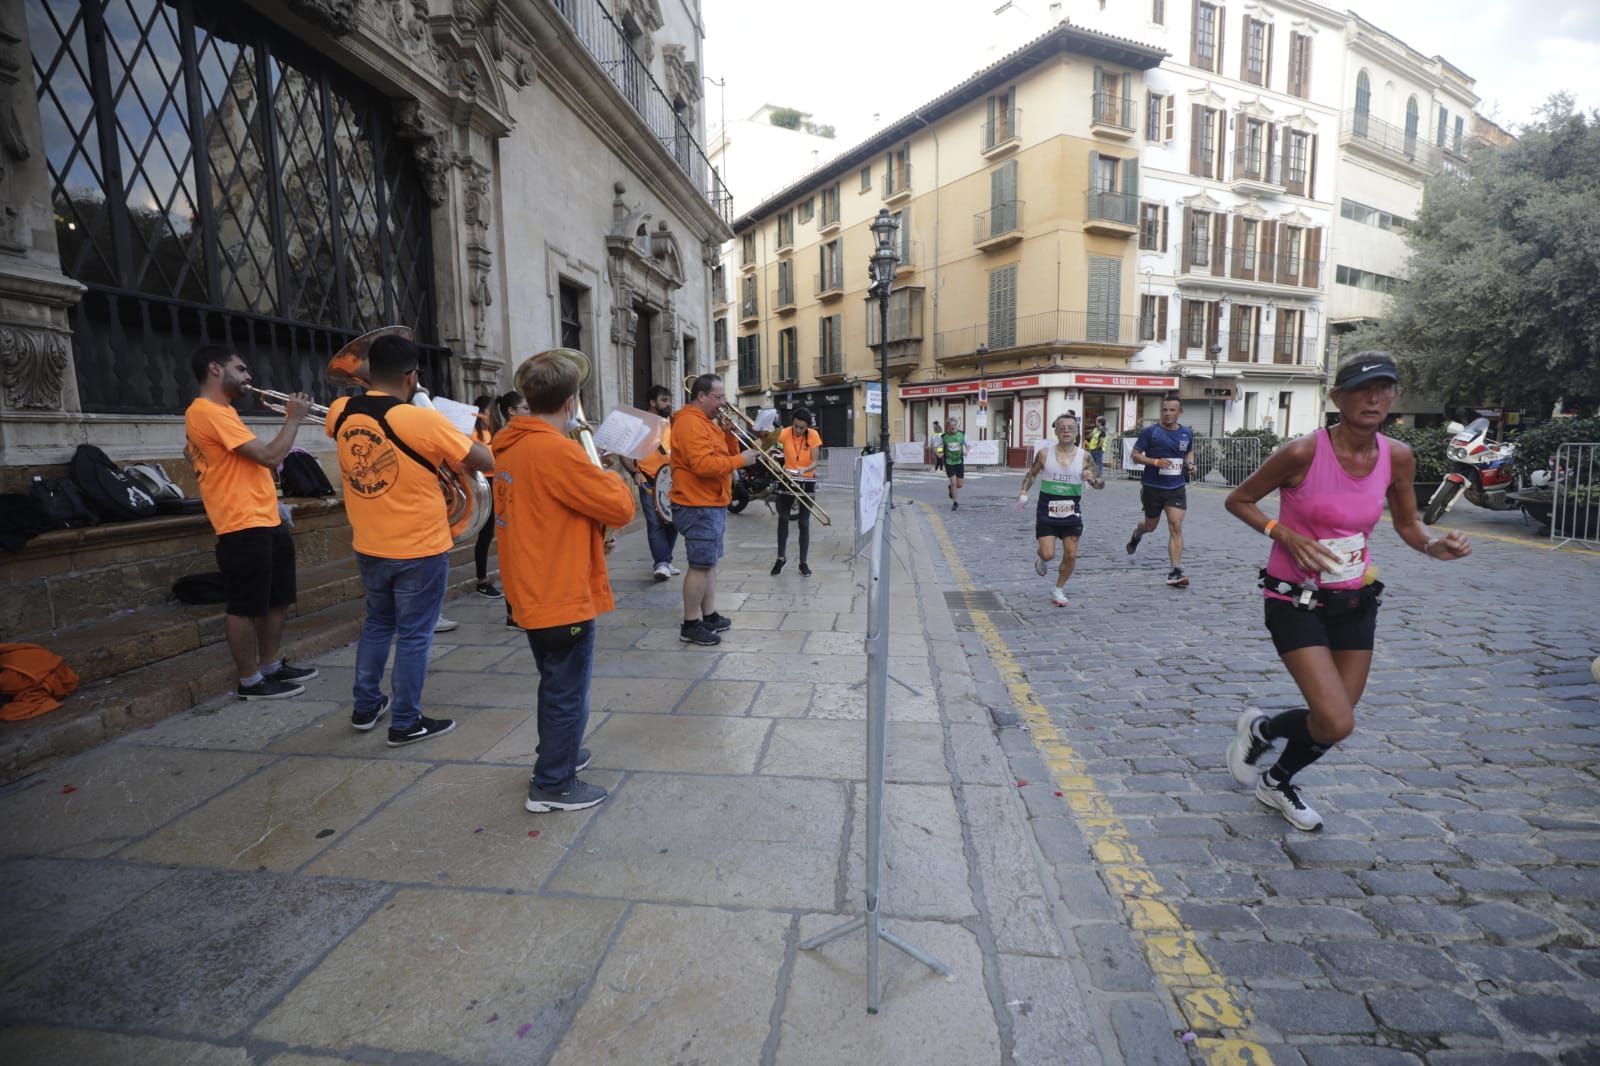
[1189,105,1205,176]
[1262,220,1277,281]
[1206,301,1221,352]
[1161,205,1169,252]
[1231,215,1246,278]
[1214,110,1227,180]
[1234,110,1246,175]
[1212,213,1228,277]
[1165,95,1175,140]
[1281,132,1296,195]
[1228,305,1243,360]
[1190,0,1203,67]
[1265,24,1274,86]
[1307,134,1318,199]
[1239,16,1250,81]
[1303,227,1322,287]
[1157,297,1169,342]
[1181,207,1194,271]
[1277,226,1294,285]
[1301,36,1312,100]
[1217,6,1227,77]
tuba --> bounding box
[328,326,492,545]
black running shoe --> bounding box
[352,694,390,733]
[475,580,503,599]
[679,620,721,646]
[526,778,608,813]
[237,677,303,700]
[1167,568,1190,588]
[798,562,812,576]
[770,558,785,575]
[1126,531,1143,557]
[701,611,733,632]
[267,661,318,685]
[387,715,457,747]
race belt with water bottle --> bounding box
[1258,569,1385,615]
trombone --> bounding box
[682,375,831,526]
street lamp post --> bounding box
[869,209,901,481]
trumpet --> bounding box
[682,375,832,526]
[243,385,328,424]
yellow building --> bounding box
[726,23,1166,466]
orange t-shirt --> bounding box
[637,423,672,480]
[492,418,636,629]
[325,391,473,559]
[184,397,281,536]
[473,418,492,446]
[779,425,822,481]
[669,406,743,507]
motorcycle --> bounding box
[727,448,782,514]
[1422,417,1521,524]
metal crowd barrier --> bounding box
[1550,442,1600,551]
[1115,435,1264,485]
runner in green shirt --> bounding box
[942,426,967,510]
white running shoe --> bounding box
[1255,776,1323,832]
[434,615,459,633]
[652,562,671,581]
[1227,710,1274,786]
[667,564,682,576]
[1034,555,1049,577]
[1051,586,1069,607]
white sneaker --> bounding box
[652,562,671,581]
[434,615,459,633]
[1034,555,1049,577]
[667,565,682,576]
[1050,586,1069,607]
[1227,710,1274,786]
[1255,776,1323,832]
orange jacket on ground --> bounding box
[637,423,671,480]
[184,397,280,536]
[669,406,742,507]
[0,643,79,721]
[493,418,635,629]
[324,392,472,559]
[779,425,822,481]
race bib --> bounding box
[1047,498,1079,519]
[1318,533,1366,585]
[1157,458,1185,475]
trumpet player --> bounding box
[671,374,760,646]
[325,334,493,746]
[493,351,635,812]
[184,346,318,700]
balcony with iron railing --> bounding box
[737,350,762,390]
[1340,110,1444,175]
[815,351,846,380]
[711,275,729,306]
[1090,92,1136,138]
[1272,334,1321,368]
[934,310,1143,363]
[1085,188,1138,235]
[974,201,1023,249]
[771,356,799,385]
[815,267,844,300]
[552,0,732,223]
[883,165,912,203]
[772,283,796,313]
[982,109,1021,156]
[1230,146,1285,195]
[1176,244,1324,290]
[714,336,730,366]
[1172,331,1322,372]
[739,293,759,322]
[818,201,841,235]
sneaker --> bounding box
[1051,587,1069,607]
[679,620,721,645]
[951,500,958,511]
[1034,555,1049,577]
[237,677,304,701]
[702,611,733,632]
[530,748,591,782]
[1125,530,1143,557]
[1255,776,1323,832]
[351,694,390,732]
[770,558,786,576]
[267,661,318,684]
[652,562,671,582]
[386,715,457,747]
[798,562,812,576]
[1227,711,1274,786]
[1166,568,1190,588]
[505,615,522,631]
[667,565,682,576]
[526,778,608,813]
[434,615,459,633]
[475,580,503,598]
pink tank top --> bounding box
[1265,428,1391,598]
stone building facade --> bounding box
[1,0,730,478]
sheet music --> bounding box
[430,395,480,436]
[753,408,779,432]
[592,405,666,459]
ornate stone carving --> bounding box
[393,101,451,207]
[610,304,638,346]
[614,0,662,62]
[660,45,700,106]
[1,325,68,410]
[371,0,445,81]
[282,0,360,35]
[462,159,493,344]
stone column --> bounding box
[0,5,86,469]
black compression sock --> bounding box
[1262,708,1333,784]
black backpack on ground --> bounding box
[279,448,336,497]
[1,492,61,552]
[70,444,157,522]
[28,476,99,530]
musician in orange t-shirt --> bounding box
[619,384,679,582]
[184,346,318,701]
[771,406,823,577]
[494,349,635,812]
[326,334,493,747]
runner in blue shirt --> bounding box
[1126,394,1196,587]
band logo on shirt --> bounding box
[339,425,399,498]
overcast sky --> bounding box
[701,0,1599,151]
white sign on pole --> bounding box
[965,439,1002,465]
[975,408,988,429]
[865,381,883,415]
[892,441,925,465]
[854,451,887,554]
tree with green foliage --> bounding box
[1356,97,1600,415]
[768,107,802,130]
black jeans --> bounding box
[776,481,816,562]
[473,514,496,581]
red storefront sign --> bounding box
[1074,374,1176,389]
[901,375,1041,398]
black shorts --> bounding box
[215,524,296,617]
[1263,597,1378,655]
[1140,484,1187,518]
[946,463,965,480]
[1035,493,1083,539]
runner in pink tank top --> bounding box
[1219,352,1472,831]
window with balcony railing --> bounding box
[737,333,761,384]
[819,184,841,228]
[711,265,728,304]
[816,240,843,294]
[740,275,758,320]
[713,317,729,364]
[777,211,794,250]
[775,327,798,381]
[983,94,1020,151]
[1092,70,1134,130]
[818,313,843,369]
[866,288,925,346]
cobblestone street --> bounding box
[900,465,1600,1064]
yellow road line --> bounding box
[923,503,1272,1065]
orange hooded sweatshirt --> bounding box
[492,418,636,630]
[669,404,744,507]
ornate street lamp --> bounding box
[868,208,901,479]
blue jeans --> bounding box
[354,552,450,731]
[638,483,678,566]
[526,620,596,791]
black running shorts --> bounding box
[1140,485,1187,518]
[1263,597,1378,655]
[215,523,296,618]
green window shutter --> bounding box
[1087,255,1122,342]
[1125,158,1139,199]
[987,264,1017,349]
